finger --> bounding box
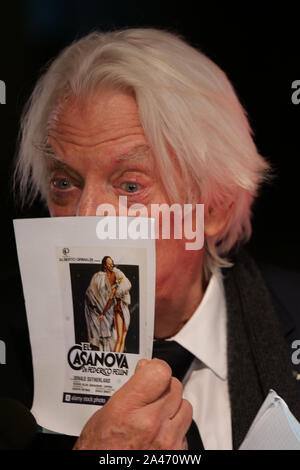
[168,398,193,441]
[134,359,149,372]
[150,399,193,450]
[112,358,172,408]
[145,376,183,421]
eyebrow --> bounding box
[33,142,82,183]
[34,142,151,166]
[114,145,150,161]
[34,143,72,171]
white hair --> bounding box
[14,28,271,278]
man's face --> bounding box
[46,90,203,336]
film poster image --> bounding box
[57,247,143,408]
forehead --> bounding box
[46,89,152,169]
[47,90,144,146]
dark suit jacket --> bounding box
[259,260,300,383]
[1,250,300,449]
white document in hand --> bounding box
[13,216,156,436]
[239,390,300,450]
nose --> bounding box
[76,178,118,216]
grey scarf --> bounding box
[224,250,300,449]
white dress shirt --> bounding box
[170,273,232,450]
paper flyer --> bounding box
[13,216,155,436]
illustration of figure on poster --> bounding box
[85,256,132,353]
[69,256,139,354]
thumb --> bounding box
[135,358,149,372]
[116,358,172,407]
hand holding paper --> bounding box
[73,358,192,450]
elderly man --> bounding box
[12,28,300,450]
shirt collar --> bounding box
[169,273,227,380]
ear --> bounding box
[204,201,234,237]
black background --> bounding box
[1,1,300,283]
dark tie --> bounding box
[152,339,204,450]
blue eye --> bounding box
[121,182,140,193]
[52,178,72,190]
